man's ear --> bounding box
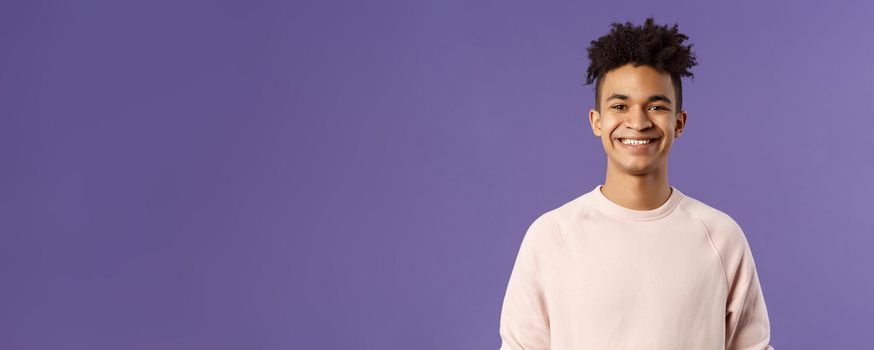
[589,108,602,137]
[674,110,687,138]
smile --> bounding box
[620,138,654,145]
[617,138,660,150]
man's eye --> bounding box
[611,105,626,110]
[649,105,668,111]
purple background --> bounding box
[2,1,872,349]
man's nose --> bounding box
[625,105,653,130]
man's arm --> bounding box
[498,214,563,350]
[725,232,774,350]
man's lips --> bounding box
[615,137,661,150]
[615,136,661,141]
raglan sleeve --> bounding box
[498,214,563,350]
[724,222,775,350]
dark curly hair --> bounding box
[585,17,698,112]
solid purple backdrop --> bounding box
[2,1,872,349]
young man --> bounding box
[498,18,774,349]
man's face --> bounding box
[588,63,687,176]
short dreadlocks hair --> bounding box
[585,17,698,113]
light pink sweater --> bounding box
[499,185,773,350]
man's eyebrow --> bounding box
[606,93,672,104]
[606,93,628,101]
[648,95,672,104]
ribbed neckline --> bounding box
[590,184,684,221]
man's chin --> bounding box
[609,159,660,176]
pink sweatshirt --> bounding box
[499,184,773,349]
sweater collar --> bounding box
[590,184,684,221]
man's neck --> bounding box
[601,165,672,211]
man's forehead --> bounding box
[604,92,673,105]
[600,64,674,96]
[601,76,674,101]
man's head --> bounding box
[586,17,697,176]
[586,17,697,113]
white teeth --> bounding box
[621,139,653,145]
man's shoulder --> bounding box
[538,191,598,223]
[520,192,593,247]
[678,193,737,225]
[677,192,749,247]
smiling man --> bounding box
[498,17,774,349]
